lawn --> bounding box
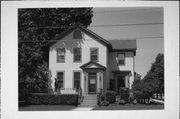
[19,103,164,111]
[19,105,77,111]
[93,103,164,110]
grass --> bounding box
[93,103,164,110]
[19,105,77,111]
[19,103,164,111]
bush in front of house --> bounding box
[119,87,129,102]
[97,93,105,105]
[27,93,78,106]
[105,90,116,103]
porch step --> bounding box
[80,95,97,107]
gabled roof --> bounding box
[48,26,137,54]
[80,61,106,70]
[108,40,137,50]
[48,25,112,49]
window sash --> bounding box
[57,72,64,81]
[73,72,81,89]
[73,30,82,39]
[73,48,81,62]
[57,48,65,62]
[57,72,64,88]
[90,48,98,62]
[117,53,125,65]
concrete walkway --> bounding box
[150,98,164,104]
[72,106,94,111]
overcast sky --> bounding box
[89,7,164,78]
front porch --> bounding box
[110,70,132,95]
[80,61,106,95]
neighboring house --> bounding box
[49,26,137,95]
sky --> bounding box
[89,7,164,78]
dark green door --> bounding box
[88,73,97,94]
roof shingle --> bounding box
[108,40,137,50]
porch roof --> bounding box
[112,70,132,75]
[80,61,106,70]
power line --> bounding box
[19,36,164,43]
[19,22,163,30]
[93,8,158,14]
[90,23,163,27]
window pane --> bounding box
[57,72,64,88]
[118,53,124,59]
[118,60,125,65]
[57,48,65,62]
[73,30,82,39]
[57,72,63,80]
[91,55,97,61]
[118,53,125,65]
[91,49,97,55]
[74,48,81,62]
[74,72,80,89]
[90,48,98,62]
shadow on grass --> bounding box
[93,103,164,110]
[19,105,77,111]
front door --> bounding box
[88,73,97,94]
[117,75,125,95]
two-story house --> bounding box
[49,26,137,95]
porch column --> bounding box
[101,71,104,94]
[97,72,100,93]
[83,72,87,94]
[125,76,129,88]
[81,71,84,93]
[86,72,88,94]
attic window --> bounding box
[73,30,82,39]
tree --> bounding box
[131,73,144,100]
[143,54,164,98]
[18,8,93,96]
[132,54,164,101]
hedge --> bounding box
[119,87,129,102]
[27,93,79,106]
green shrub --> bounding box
[105,90,116,103]
[27,93,78,106]
[119,87,129,102]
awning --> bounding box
[80,61,106,70]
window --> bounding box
[57,48,65,63]
[90,48,98,62]
[73,71,81,89]
[73,48,81,62]
[73,30,82,39]
[57,72,64,88]
[117,53,125,65]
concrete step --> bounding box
[83,98,97,100]
[82,100,97,103]
[80,95,97,107]
[81,102,96,104]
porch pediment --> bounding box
[80,61,106,70]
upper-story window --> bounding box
[73,48,81,62]
[57,48,65,63]
[90,48,98,62]
[117,53,125,65]
[73,30,82,39]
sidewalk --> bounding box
[150,98,164,104]
[72,106,95,111]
